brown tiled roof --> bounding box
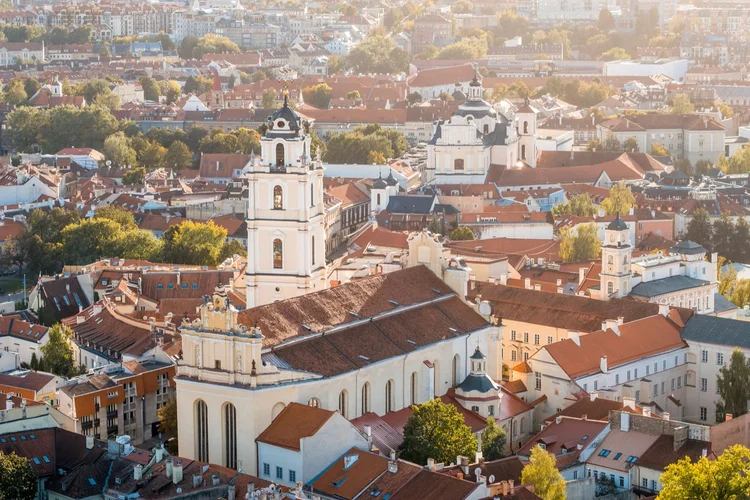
[449,238,560,261]
[586,428,660,472]
[629,114,725,131]
[543,314,686,379]
[488,161,644,186]
[637,435,711,472]
[309,447,390,499]
[238,266,455,348]
[255,402,335,451]
[301,107,407,124]
[408,64,475,88]
[39,275,90,321]
[0,220,25,241]
[198,153,250,178]
[141,270,235,300]
[537,152,666,174]
[467,284,692,333]
[518,417,607,458]
[544,397,649,423]
[350,413,403,455]
[389,469,477,500]
[348,225,409,258]
[0,317,48,343]
[136,213,185,232]
[326,182,370,208]
[0,371,55,392]
[502,379,527,394]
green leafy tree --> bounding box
[344,34,410,74]
[189,34,240,59]
[367,150,387,165]
[659,445,750,500]
[600,133,622,152]
[2,78,27,105]
[6,106,48,152]
[324,125,406,164]
[559,223,600,263]
[585,138,602,152]
[415,45,438,60]
[399,398,478,466]
[164,141,193,171]
[260,88,277,108]
[719,103,734,119]
[251,69,269,83]
[598,47,630,61]
[302,83,333,109]
[730,280,750,308]
[716,349,750,421]
[684,208,713,251]
[407,92,422,105]
[183,75,213,95]
[552,193,595,217]
[718,257,736,298]
[328,55,342,74]
[103,132,136,167]
[598,8,616,31]
[94,205,137,230]
[75,78,119,109]
[712,213,735,259]
[41,105,119,152]
[449,226,475,241]
[674,159,692,175]
[481,418,506,461]
[117,229,163,261]
[14,207,80,275]
[199,131,238,154]
[220,239,246,261]
[234,128,261,154]
[161,220,228,266]
[601,182,636,216]
[671,93,695,115]
[158,397,178,453]
[346,90,361,101]
[140,76,160,102]
[185,126,208,153]
[435,37,488,60]
[520,445,567,500]
[40,324,79,375]
[139,141,167,170]
[650,143,670,156]
[0,451,36,500]
[622,136,639,153]
[61,218,126,265]
[122,167,146,185]
[730,216,750,263]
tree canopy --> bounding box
[552,193,595,217]
[481,418,506,461]
[343,34,410,74]
[0,451,36,500]
[716,349,750,422]
[302,83,333,109]
[324,124,407,164]
[659,445,750,500]
[39,324,84,375]
[671,93,695,115]
[520,445,567,500]
[684,208,713,252]
[399,398,478,465]
[559,223,600,263]
[601,182,636,216]
[449,226,475,241]
[161,220,231,266]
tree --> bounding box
[660,445,750,500]
[94,205,137,230]
[716,349,750,421]
[14,207,80,275]
[302,83,333,109]
[161,220,228,266]
[103,132,136,167]
[719,103,734,119]
[183,75,213,95]
[260,88,277,108]
[435,37,488,60]
[597,47,630,61]
[346,90,361,101]
[712,213,735,260]
[684,208,713,251]
[559,223,600,263]
[251,69,269,83]
[730,216,750,263]
[399,398,478,466]
[39,324,79,375]
[367,150,387,164]
[415,44,438,60]
[2,78,27,105]
[328,55,342,75]
[139,141,167,170]
[407,92,422,106]
[0,451,36,500]
[622,136,639,153]
[452,0,472,13]
[521,445,566,500]
[164,141,193,171]
[158,397,179,454]
[552,193,595,217]
[600,133,622,152]
[585,139,602,152]
[75,79,119,109]
[61,218,127,265]
[6,106,48,152]
[220,239,246,261]
[140,76,160,102]
[324,125,406,164]
[598,8,616,31]
[198,131,238,154]
[41,105,119,152]
[122,166,146,185]
[671,93,695,115]
[695,159,712,176]
[449,226,475,241]
[601,182,636,216]
[234,128,260,154]
[481,418,506,461]
[650,143,670,156]
[344,34,410,74]
[163,80,182,104]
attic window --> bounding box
[102,280,108,286]
[182,283,188,289]
[43,456,50,463]
[88,478,96,486]
[626,456,638,463]
[157,284,164,289]
[598,449,611,457]
[168,283,174,289]
[192,283,198,289]
[613,452,622,460]
[30,434,35,439]
[33,458,40,464]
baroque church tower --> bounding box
[600,215,632,299]
[244,95,327,307]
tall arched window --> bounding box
[273,239,283,269]
[273,185,283,209]
[433,360,439,398]
[607,281,614,295]
[452,354,460,387]
[385,380,394,413]
[195,400,209,462]
[222,403,237,469]
[521,144,526,160]
[377,193,381,205]
[483,124,489,134]
[362,382,370,414]
[410,372,417,406]
[310,183,314,207]
[454,158,465,170]
[308,397,320,408]
[311,236,315,266]
[608,255,614,265]
[276,143,285,166]
[623,255,628,264]
[523,121,529,134]
[338,390,348,417]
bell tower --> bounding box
[245,96,327,307]
[600,215,633,300]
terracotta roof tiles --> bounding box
[255,402,335,451]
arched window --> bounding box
[362,382,370,414]
[271,402,286,420]
[310,183,314,207]
[623,255,628,265]
[377,193,381,206]
[385,380,394,413]
[608,255,614,265]
[433,360,439,397]
[308,397,320,408]
[452,354,460,387]
[410,372,417,406]
[483,124,489,134]
[273,239,283,269]
[222,403,237,469]
[454,158,465,170]
[195,400,209,462]
[276,143,285,166]
[521,144,526,160]
[523,121,529,134]
[311,236,315,266]
[520,417,526,434]
[338,390,348,418]
[607,281,614,295]
[273,185,283,209]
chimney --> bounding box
[555,416,563,424]
[524,278,531,289]
[590,391,598,401]
[155,445,164,462]
[134,464,143,481]
[66,284,70,294]
[556,279,562,286]
[86,435,94,449]
[534,284,541,291]
[643,407,651,418]
[388,460,398,473]
[600,355,608,373]
[364,425,372,449]
[427,458,435,471]
[651,209,656,218]
[166,459,173,478]
[620,412,631,432]
[623,397,635,410]
[579,267,586,284]
[658,304,669,317]
[663,412,670,421]
[629,206,634,216]
[568,331,581,346]
[500,274,508,285]
[475,451,483,464]
[726,413,733,421]
[502,481,510,495]
[172,465,183,485]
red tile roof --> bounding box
[408,64,475,88]
[199,153,250,178]
[255,402,335,451]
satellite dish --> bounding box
[489,475,496,483]
[474,467,482,476]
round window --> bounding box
[277,120,285,128]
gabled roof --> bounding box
[256,402,335,451]
[681,315,750,349]
[637,435,711,472]
[543,314,687,379]
[518,416,607,458]
[0,371,55,392]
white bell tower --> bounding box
[600,215,633,300]
[245,95,327,307]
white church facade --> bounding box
[425,75,538,186]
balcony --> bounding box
[107,409,118,419]
[81,420,93,430]
[107,425,119,435]
[93,419,100,427]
